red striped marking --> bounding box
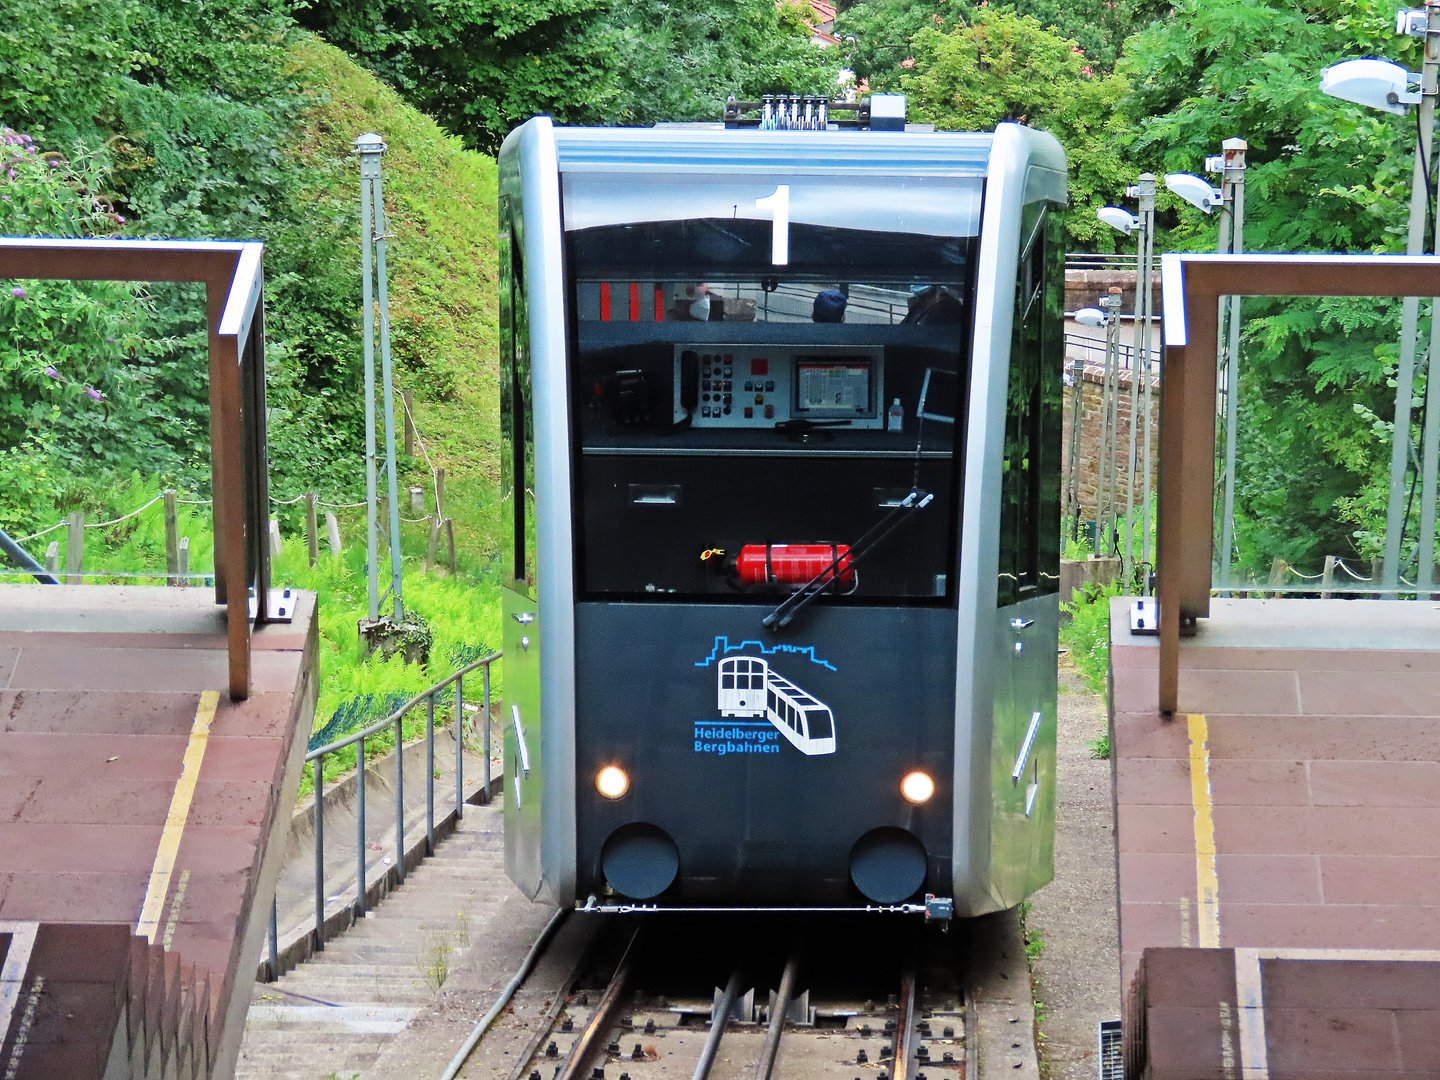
[599,282,611,321]
[654,285,665,321]
[629,282,640,321]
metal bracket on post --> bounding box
[248,586,296,623]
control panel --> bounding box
[673,345,884,429]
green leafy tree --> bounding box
[295,0,620,151]
[1117,0,1429,574]
[836,0,1156,90]
[602,0,840,126]
[0,0,145,146]
[900,10,1133,246]
[0,131,179,476]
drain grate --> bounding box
[1098,1019,1123,1080]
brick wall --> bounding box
[1062,361,1159,526]
[1064,268,1161,313]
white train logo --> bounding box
[717,656,836,756]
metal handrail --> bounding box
[268,649,502,968]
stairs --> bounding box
[234,803,514,1080]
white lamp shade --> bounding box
[1098,206,1138,235]
[1319,58,1417,116]
[1165,173,1222,213]
[1074,307,1106,328]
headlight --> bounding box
[596,765,630,800]
[901,770,935,804]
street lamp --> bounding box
[1319,57,1420,113]
[1320,6,1440,596]
[1098,207,1139,235]
[1074,307,1106,327]
[1164,173,1223,213]
[1099,180,1159,592]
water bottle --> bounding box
[887,397,904,432]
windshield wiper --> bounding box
[762,489,934,631]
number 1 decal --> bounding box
[755,185,790,266]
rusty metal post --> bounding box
[164,489,179,585]
[1158,255,1220,716]
[305,492,319,567]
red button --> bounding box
[750,357,769,376]
[764,404,775,419]
[744,407,753,418]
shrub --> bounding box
[1060,580,1120,697]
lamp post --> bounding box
[1074,304,1111,551]
[1096,290,1124,554]
[1321,7,1440,595]
[1099,176,1160,591]
[1132,175,1158,590]
[1214,140,1247,597]
[1166,149,1247,594]
[356,133,405,626]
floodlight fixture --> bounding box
[1074,307,1106,328]
[1398,8,1429,37]
[1319,58,1420,115]
[1098,207,1139,235]
[1165,172,1224,214]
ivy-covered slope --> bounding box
[290,36,500,491]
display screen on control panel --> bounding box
[795,360,873,417]
[676,345,883,429]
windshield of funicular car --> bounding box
[561,169,979,606]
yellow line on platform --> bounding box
[137,690,219,944]
[1187,713,1221,948]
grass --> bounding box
[1058,580,1120,697]
[1088,731,1111,760]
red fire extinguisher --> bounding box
[734,544,855,590]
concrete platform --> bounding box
[0,584,317,1078]
[1109,597,1440,1070]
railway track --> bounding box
[500,914,971,1080]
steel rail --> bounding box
[891,964,919,1080]
[693,970,743,1080]
[754,953,800,1080]
[438,907,570,1080]
[501,915,613,1080]
[556,926,642,1080]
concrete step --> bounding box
[239,807,521,1078]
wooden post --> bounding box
[1320,555,1336,599]
[1267,556,1286,598]
[44,542,58,576]
[268,518,283,557]
[325,510,342,556]
[305,492,319,567]
[66,511,84,584]
[445,517,456,574]
[164,489,179,586]
[434,467,445,520]
[177,537,190,587]
[403,390,414,457]
[1371,555,1385,599]
[427,516,441,570]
